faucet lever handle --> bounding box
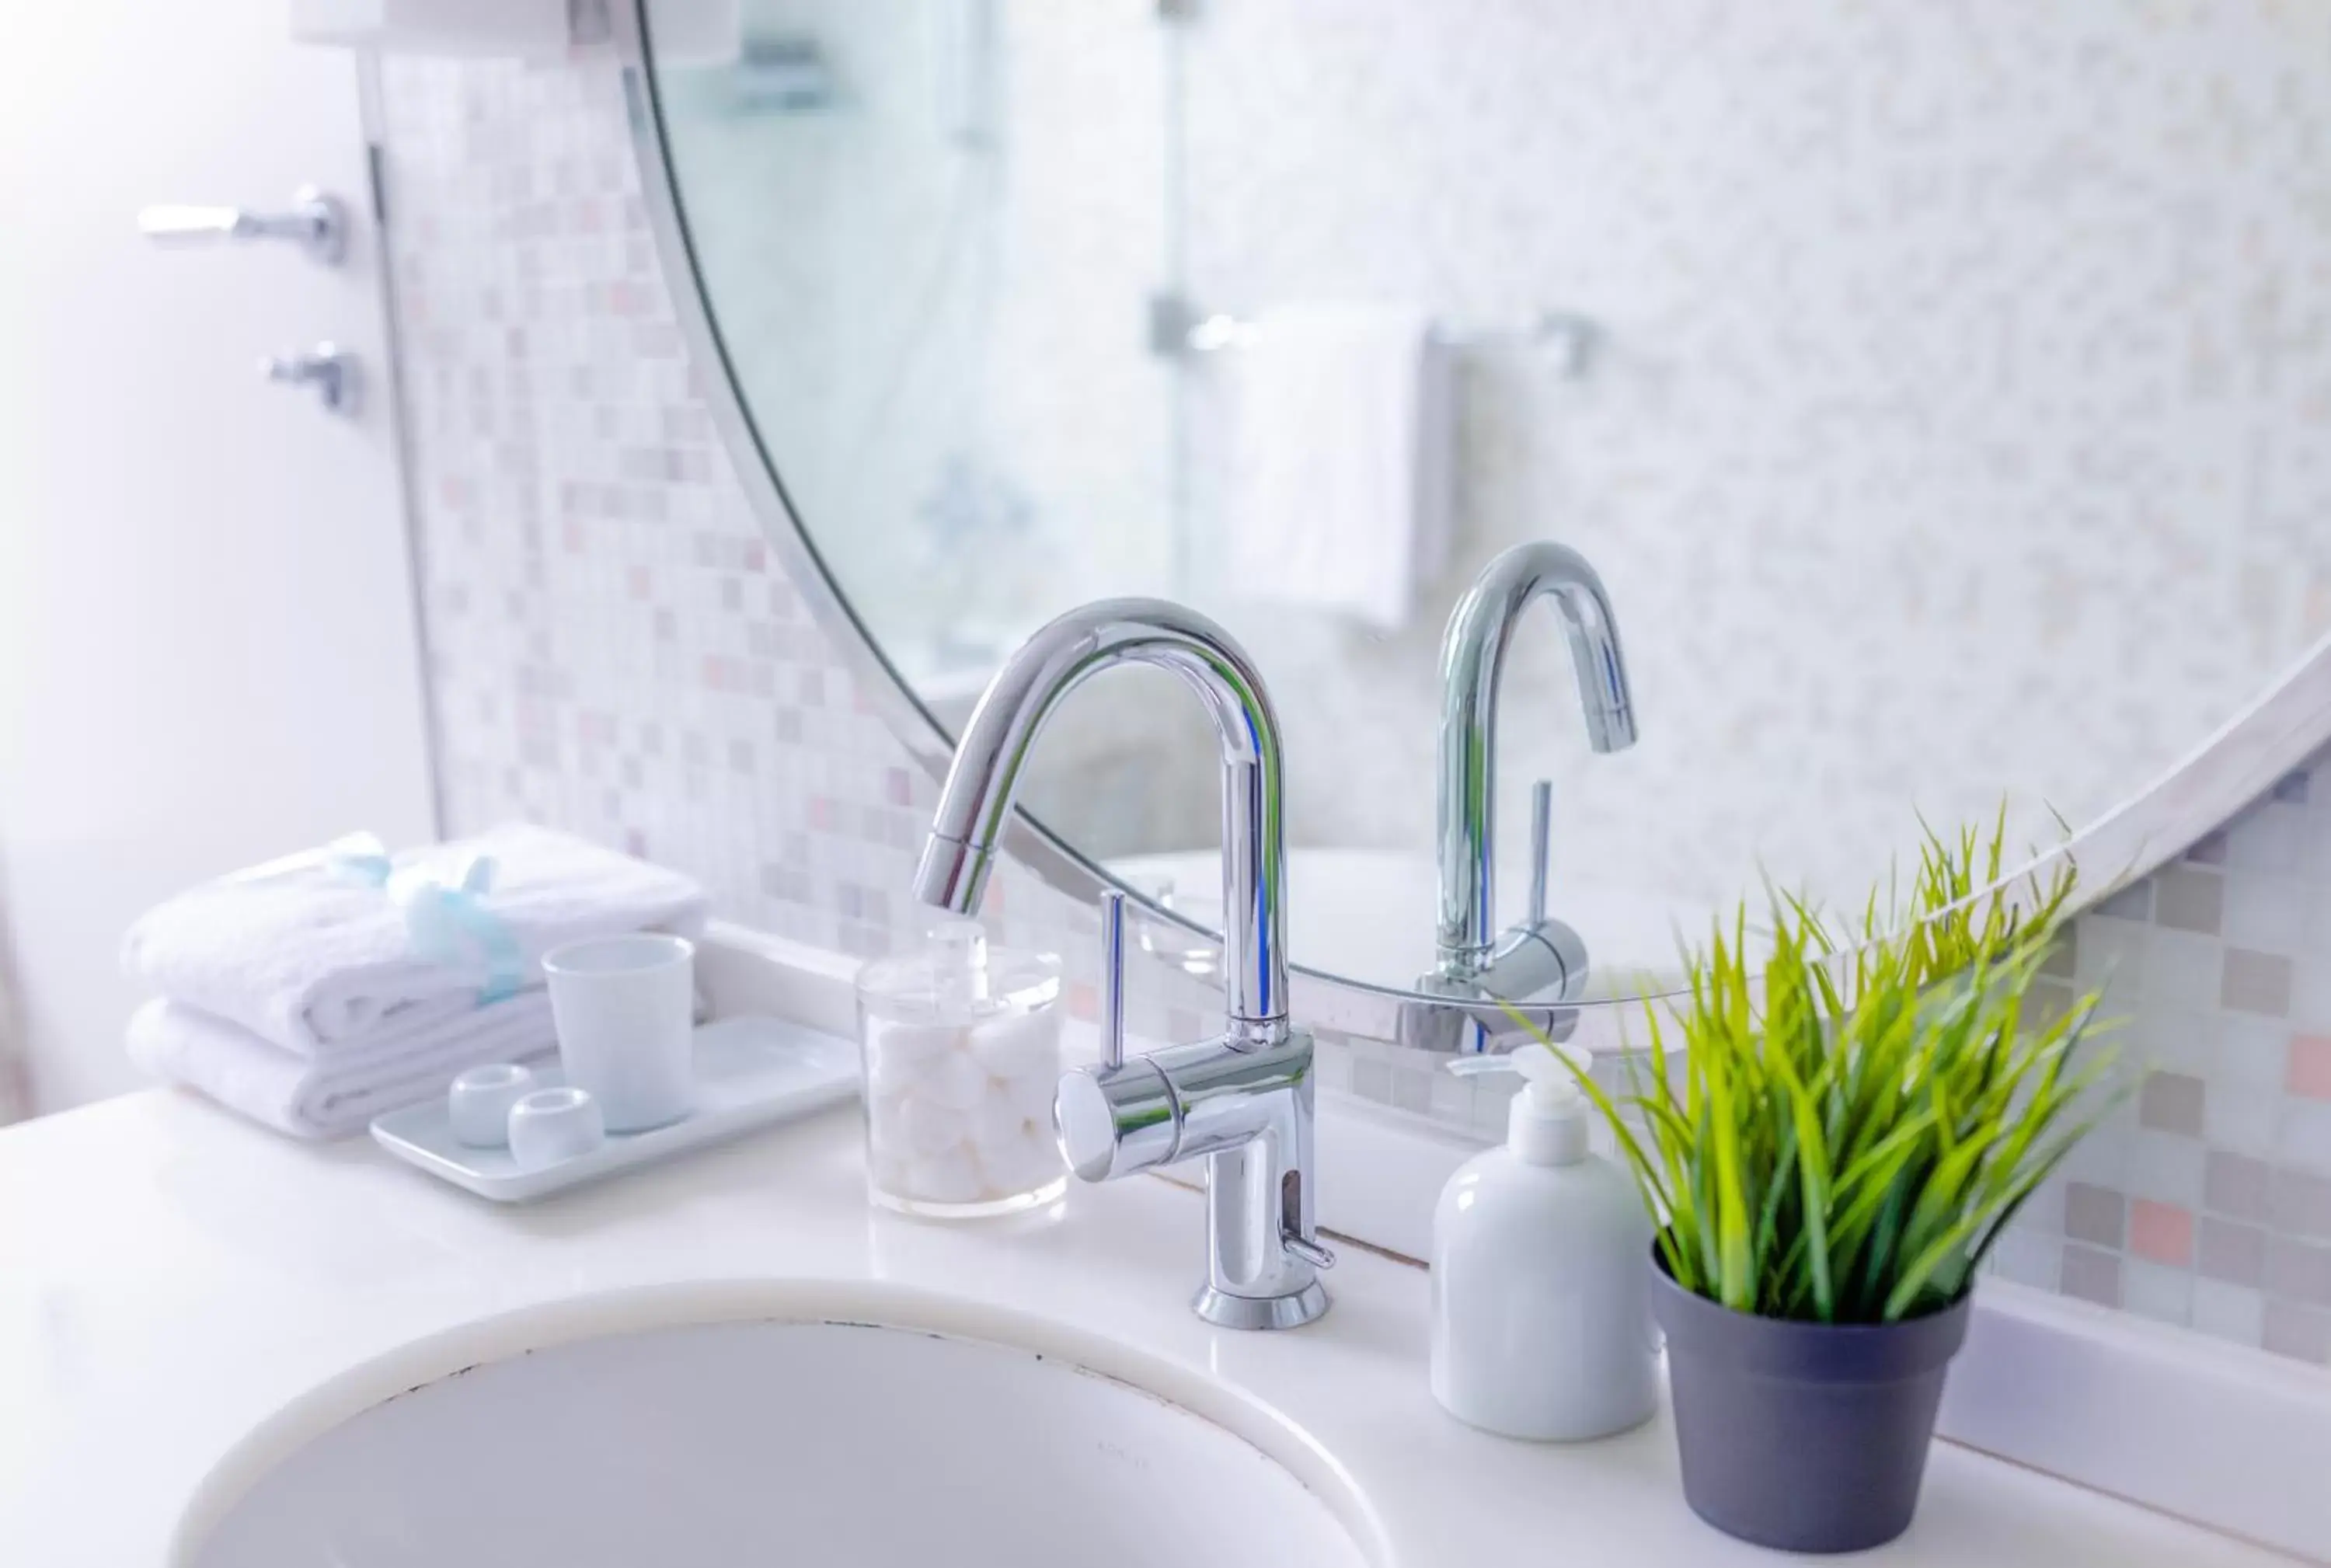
[1527,779,1552,929]
[1281,1229,1336,1271]
[1096,889,1127,1071]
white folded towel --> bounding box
[1222,304,1455,632]
[127,996,558,1140]
[123,823,706,1056]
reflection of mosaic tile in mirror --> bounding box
[375,44,2327,1361]
[1167,0,2331,922]
[645,0,2331,928]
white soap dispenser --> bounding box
[1429,1041,1657,1441]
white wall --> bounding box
[0,8,437,1112]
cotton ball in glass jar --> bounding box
[970,1008,1060,1079]
[904,1144,983,1205]
[1002,1065,1059,1126]
[970,1085,1030,1153]
[894,1092,971,1159]
[866,1019,960,1095]
[916,1044,990,1113]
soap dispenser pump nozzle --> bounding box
[1446,1042,1594,1166]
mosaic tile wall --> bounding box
[378,53,1207,1047]
[1984,768,2331,1364]
[372,47,2329,1363]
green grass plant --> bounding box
[1528,814,2123,1323]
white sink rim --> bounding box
[169,1277,1395,1567]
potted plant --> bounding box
[1541,821,2125,1552]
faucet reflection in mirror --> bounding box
[1429,542,1638,1023]
[911,598,1333,1329]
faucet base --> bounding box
[1193,1279,1330,1331]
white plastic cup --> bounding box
[542,932,696,1133]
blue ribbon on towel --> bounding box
[314,832,526,1007]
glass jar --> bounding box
[853,920,1065,1218]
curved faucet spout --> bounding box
[911,598,1290,1030]
[1435,541,1638,975]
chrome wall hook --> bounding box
[261,345,360,416]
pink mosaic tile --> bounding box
[2288,1035,2331,1099]
[2129,1200,2197,1268]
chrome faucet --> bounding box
[911,598,1333,1330]
[1434,540,1639,993]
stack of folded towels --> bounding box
[123,824,708,1139]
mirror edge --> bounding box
[604,8,1193,932]
[607,0,2331,1048]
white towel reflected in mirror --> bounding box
[1219,305,1455,633]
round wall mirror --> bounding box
[623,0,2331,1019]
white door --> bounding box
[0,6,436,1111]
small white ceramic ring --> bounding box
[448,1062,537,1148]
[507,1085,606,1170]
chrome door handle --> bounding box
[262,345,359,416]
[138,186,347,265]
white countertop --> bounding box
[0,1089,2294,1566]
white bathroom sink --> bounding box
[174,1286,1380,1568]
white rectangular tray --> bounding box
[370,1015,860,1202]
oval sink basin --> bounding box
[176,1285,1380,1568]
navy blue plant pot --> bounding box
[1649,1249,1973,1553]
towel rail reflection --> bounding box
[1175,305,1598,377]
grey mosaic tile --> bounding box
[2204,1151,2274,1222]
[2152,866,2225,936]
[2064,1183,2127,1249]
[2261,1299,2331,1364]
[2198,1219,2267,1288]
[2061,1246,2124,1308]
[2221,950,2294,1018]
[2138,1071,2207,1137]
